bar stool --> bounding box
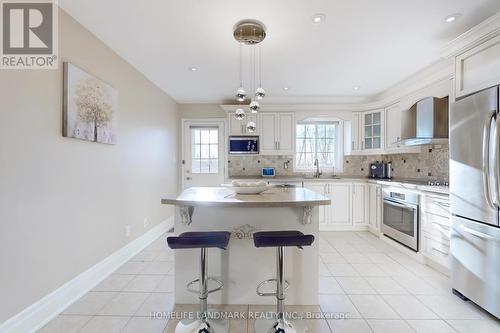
[253,231,315,333]
[167,231,231,333]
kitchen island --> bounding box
[161,187,330,305]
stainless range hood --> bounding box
[398,96,449,146]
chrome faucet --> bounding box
[313,158,322,178]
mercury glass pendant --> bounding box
[249,100,260,113]
[246,121,256,133]
[235,108,245,120]
[255,87,266,100]
[236,87,246,102]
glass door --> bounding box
[364,111,382,149]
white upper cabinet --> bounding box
[384,103,402,150]
[260,113,277,153]
[455,33,500,99]
[345,113,362,155]
[361,109,384,152]
[228,112,259,135]
[259,112,294,155]
[277,113,294,153]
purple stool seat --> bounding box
[253,230,315,248]
[167,231,231,250]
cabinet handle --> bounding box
[278,142,280,150]
[431,247,449,256]
[436,201,450,208]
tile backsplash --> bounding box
[343,145,449,181]
[228,145,449,181]
[228,155,295,177]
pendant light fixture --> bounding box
[235,43,246,102]
[233,20,266,123]
[255,46,265,100]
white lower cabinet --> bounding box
[303,183,328,225]
[368,184,382,232]
[352,183,368,225]
[421,193,451,268]
[328,183,352,226]
[304,182,368,230]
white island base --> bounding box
[162,187,330,306]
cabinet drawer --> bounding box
[422,233,450,268]
[423,196,450,218]
[422,212,451,242]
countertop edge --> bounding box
[161,198,331,207]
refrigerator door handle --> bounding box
[494,114,500,206]
[461,224,496,241]
[483,112,496,209]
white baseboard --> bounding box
[319,225,370,232]
[0,216,174,333]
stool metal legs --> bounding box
[254,247,307,333]
[175,248,229,333]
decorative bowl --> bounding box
[222,181,270,195]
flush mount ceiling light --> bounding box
[283,87,290,91]
[233,19,267,125]
[188,66,198,72]
[353,86,360,91]
[311,14,326,25]
[443,13,462,23]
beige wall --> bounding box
[0,10,179,322]
[178,104,226,119]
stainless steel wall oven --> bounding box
[382,188,419,251]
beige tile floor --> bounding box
[38,232,500,333]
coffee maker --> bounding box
[369,162,392,179]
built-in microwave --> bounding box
[229,136,259,154]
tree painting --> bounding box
[63,63,118,144]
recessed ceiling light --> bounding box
[353,86,360,91]
[443,13,462,23]
[283,87,290,91]
[311,14,325,25]
[188,66,198,72]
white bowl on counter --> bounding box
[222,181,270,194]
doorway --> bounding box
[181,119,227,189]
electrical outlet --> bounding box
[143,218,149,228]
[125,225,131,237]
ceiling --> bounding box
[59,0,500,105]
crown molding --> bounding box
[220,58,453,114]
[441,11,500,58]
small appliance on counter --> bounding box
[229,136,259,154]
[261,167,275,177]
[386,162,393,179]
[369,162,389,179]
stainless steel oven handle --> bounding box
[384,199,417,211]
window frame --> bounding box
[293,120,343,172]
[190,126,220,174]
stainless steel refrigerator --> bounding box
[450,85,500,319]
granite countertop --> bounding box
[162,187,331,207]
[228,176,449,195]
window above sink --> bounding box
[294,121,343,173]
